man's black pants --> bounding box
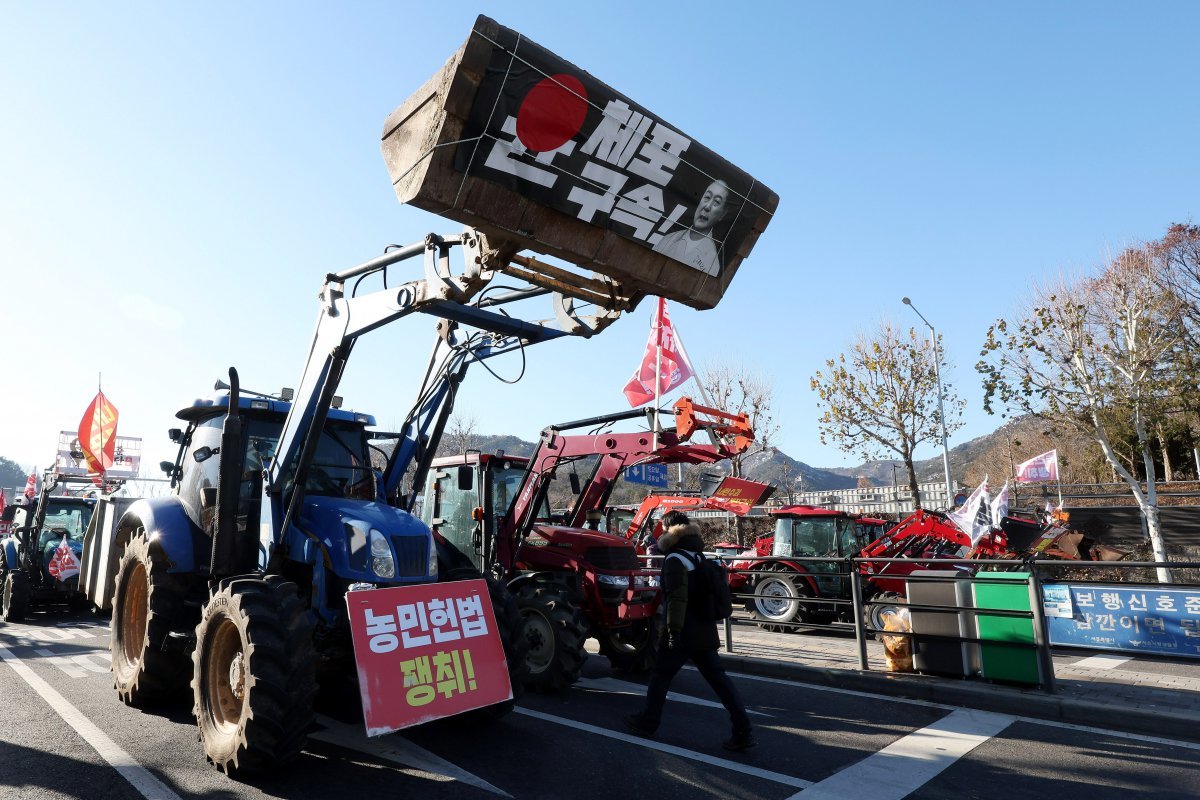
[638,645,752,735]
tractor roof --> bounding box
[770,504,850,518]
[176,391,374,426]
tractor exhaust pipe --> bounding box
[210,368,245,578]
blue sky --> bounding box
[2,2,1198,484]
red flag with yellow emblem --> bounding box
[78,391,119,486]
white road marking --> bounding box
[515,707,812,789]
[1074,654,1131,669]
[0,644,183,800]
[723,667,1200,752]
[35,648,111,677]
[788,708,1014,800]
[310,714,512,798]
[22,625,99,641]
[576,676,773,717]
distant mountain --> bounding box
[442,420,1026,493]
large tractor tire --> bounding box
[478,575,530,718]
[596,614,664,673]
[111,532,190,705]
[864,592,907,638]
[750,566,814,633]
[192,575,316,775]
[442,568,530,719]
[515,582,586,692]
[1,560,30,623]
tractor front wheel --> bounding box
[750,567,813,633]
[110,532,189,705]
[192,576,316,774]
[515,583,586,692]
[596,614,664,673]
[865,592,907,637]
[1,560,29,623]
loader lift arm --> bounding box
[254,228,625,576]
[495,397,753,570]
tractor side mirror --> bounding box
[569,472,581,495]
[193,446,218,463]
[457,465,474,491]
[168,428,183,444]
[159,461,175,476]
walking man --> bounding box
[624,510,756,751]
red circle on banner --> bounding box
[516,74,588,153]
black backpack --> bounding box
[677,551,734,621]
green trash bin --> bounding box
[972,571,1042,686]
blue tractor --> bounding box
[1,471,98,621]
[87,228,628,773]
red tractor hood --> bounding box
[526,524,627,548]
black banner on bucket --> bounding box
[455,24,772,279]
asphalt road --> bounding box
[2,606,1199,800]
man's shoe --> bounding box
[623,714,657,737]
[721,732,757,752]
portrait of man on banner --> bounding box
[652,179,730,277]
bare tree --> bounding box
[1153,223,1200,476]
[699,363,779,544]
[978,248,1181,581]
[811,322,964,509]
[444,414,478,456]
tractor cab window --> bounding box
[491,465,526,521]
[303,422,375,499]
[773,515,859,558]
[837,518,862,556]
[39,501,94,549]
[604,507,636,537]
[856,521,887,549]
[428,469,478,563]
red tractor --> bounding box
[420,398,753,689]
[729,505,1051,633]
[606,475,776,557]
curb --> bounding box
[720,653,1200,743]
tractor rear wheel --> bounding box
[1,560,29,623]
[515,583,586,692]
[865,592,907,637]
[596,614,664,673]
[750,566,813,633]
[110,532,189,705]
[192,576,316,774]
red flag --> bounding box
[78,391,119,486]
[48,534,81,581]
[23,470,38,500]
[1014,449,1058,483]
[0,489,6,517]
[622,298,695,407]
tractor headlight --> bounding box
[596,574,630,587]
[369,530,395,579]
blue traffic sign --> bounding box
[625,463,669,488]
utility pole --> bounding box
[903,297,954,509]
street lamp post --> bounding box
[902,297,954,509]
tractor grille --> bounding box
[586,546,640,571]
[390,536,429,578]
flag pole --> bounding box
[1054,449,1063,508]
[652,299,664,450]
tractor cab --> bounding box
[423,452,545,574]
[764,505,871,559]
[30,496,95,574]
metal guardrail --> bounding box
[638,551,1200,692]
